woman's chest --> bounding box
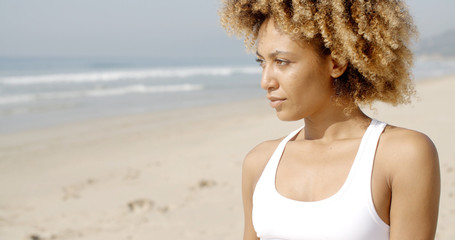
[275,140,359,202]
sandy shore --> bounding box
[0,75,453,240]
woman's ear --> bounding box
[329,56,348,79]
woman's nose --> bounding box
[260,64,279,91]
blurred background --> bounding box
[0,1,454,240]
[1,0,455,133]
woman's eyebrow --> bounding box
[256,50,292,58]
[255,51,263,58]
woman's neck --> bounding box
[300,106,371,142]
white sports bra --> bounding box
[252,119,389,240]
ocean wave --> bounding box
[0,66,261,85]
[0,84,203,105]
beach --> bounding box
[0,74,454,239]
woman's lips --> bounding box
[268,97,286,108]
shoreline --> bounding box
[0,74,454,239]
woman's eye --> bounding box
[275,59,289,66]
[255,58,265,67]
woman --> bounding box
[219,1,440,240]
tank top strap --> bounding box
[351,119,387,192]
[260,124,305,185]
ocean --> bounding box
[1,57,454,134]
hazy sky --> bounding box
[1,0,454,59]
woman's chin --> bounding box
[275,111,304,122]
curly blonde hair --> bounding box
[219,0,417,107]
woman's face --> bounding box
[256,19,335,121]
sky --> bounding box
[0,0,454,60]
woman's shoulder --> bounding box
[380,125,437,157]
[242,137,283,182]
[377,124,439,178]
[244,138,282,169]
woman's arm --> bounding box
[241,140,279,240]
[387,130,440,240]
[242,154,260,240]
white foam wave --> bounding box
[0,84,203,105]
[0,66,261,85]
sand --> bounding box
[0,75,453,240]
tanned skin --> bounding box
[242,19,440,240]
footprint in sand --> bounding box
[28,233,56,240]
[62,178,98,200]
[29,234,42,240]
[126,199,176,214]
[189,179,217,191]
[29,229,84,240]
[127,199,154,213]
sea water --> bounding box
[0,57,454,134]
[0,57,263,133]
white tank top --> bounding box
[252,119,389,240]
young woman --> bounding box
[219,1,440,239]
